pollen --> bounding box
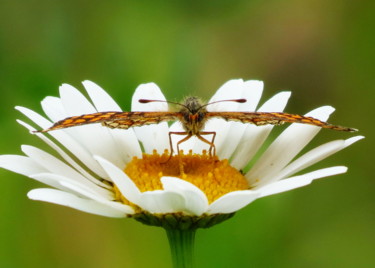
[117,150,249,205]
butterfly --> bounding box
[35,97,357,157]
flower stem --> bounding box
[165,227,196,268]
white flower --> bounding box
[0,79,363,218]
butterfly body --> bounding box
[178,97,208,135]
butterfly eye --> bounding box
[198,112,205,122]
[183,112,190,122]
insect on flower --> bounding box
[34,96,358,158]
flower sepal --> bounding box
[133,211,235,230]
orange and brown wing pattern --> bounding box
[206,112,357,132]
[101,111,182,129]
[36,111,181,132]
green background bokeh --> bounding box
[0,1,373,267]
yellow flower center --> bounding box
[114,150,249,207]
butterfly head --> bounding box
[179,97,208,134]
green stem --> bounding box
[165,227,196,268]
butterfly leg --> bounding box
[175,133,193,156]
[168,132,192,174]
[167,131,190,161]
[196,131,216,157]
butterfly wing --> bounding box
[101,112,182,129]
[36,111,182,132]
[206,112,357,132]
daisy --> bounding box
[0,79,362,221]
[0,79,363,266]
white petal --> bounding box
[206,80,263,111]
[206,79,245,111]
[94,156,142,205]
[131,83,170,153]
[58,180,109,201]
[230,91,292,169]
[28,188,132,217]
[16,105,54,130]
[82,80,122,111]
[242,80,264,111]
[208,190,260,214]
[209,80,264,159]
[41,96,67,121]
[59,83,97,114]
[21,145,94,184]
[161,177,209,216]
[82,80,142,162]
[0,155,45,176]
[58,180,134,214]
[31,173,112,199]
[257,166,348,197]
[246,106,335,187]
[17,119,110,189]
[29,173,73,191]
[16,105,107,178]
[273,136,364,181]
[139,190,186,214]
[258,91,292,112]
[202,120,235,158]
[59,84,126,169]
[132,83,169,111]
[201,80,244,157]
[102,128,142,163]
[220,80,264,159]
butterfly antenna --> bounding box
[139,99,188,109]
[197,98,247,111]
[139,98,247,112]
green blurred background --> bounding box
[0,0,373,267]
